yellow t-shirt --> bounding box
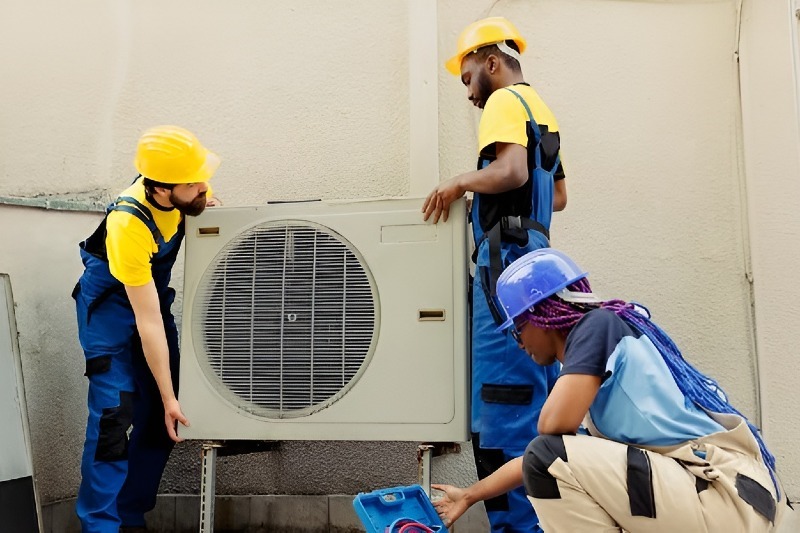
[105,179,212,286]
[477,83,562,165]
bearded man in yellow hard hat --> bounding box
[423,17,568,532]
[72,126,220,532]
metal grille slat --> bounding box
[192,222,376,418]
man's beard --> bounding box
[171,191,207,217]
[475,69,493,109]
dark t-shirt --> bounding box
[560,308,639,379]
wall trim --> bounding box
[0,196,105,213]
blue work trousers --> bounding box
[471,235,560,532]
[74,265,178,532]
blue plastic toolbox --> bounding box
[352,484,448,533]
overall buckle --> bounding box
[501,216,522,230]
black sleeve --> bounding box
[554,161,565,182]
[560,309,634,378]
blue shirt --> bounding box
[562,309,725,446]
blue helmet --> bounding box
[496,248,588,330]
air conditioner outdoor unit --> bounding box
[178,197,469,442]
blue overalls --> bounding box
[470,87,561,532]
[73,195,183,532]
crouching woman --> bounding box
[433,249,791,532]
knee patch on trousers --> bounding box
[523,435,567,499]
[735,473,776,523]
[95,391,134,462]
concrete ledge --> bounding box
[42,494,800,532]
[42,494,490,532]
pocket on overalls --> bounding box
[481,384,534,405]
[84,355,111,377]
[478,383,535,450]
[95,391,134,462]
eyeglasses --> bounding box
[510,317,528,344]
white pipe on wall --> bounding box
[408,0,440,197]
[790,0,800,165]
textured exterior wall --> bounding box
[0,206,101,502]
[738,0,800,499]
[0,0,783,510]
[439,0,757,410]
[0,0,410,201]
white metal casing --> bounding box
[178,197,469,441]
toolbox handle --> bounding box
[377,489,406,505]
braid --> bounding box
[616,306,778,492]
[522,278,629,330]
[520,278,778,488]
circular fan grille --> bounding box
[192,221,377,418]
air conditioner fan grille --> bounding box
[192,222,376,418]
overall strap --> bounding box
[504,87,561,174]
[504,87,537,134]
[504,86,560,226]
[481,217,550,326]
[109,198,163,243]
[116,196,156,222]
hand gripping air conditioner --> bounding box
[178,197,469,442]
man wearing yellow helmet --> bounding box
[72,126,220,532]
[423,16,568,532]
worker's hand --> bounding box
[206,196,222,207]
[163,397,190,443]
[431,483,470,528]
[422,177,465,224]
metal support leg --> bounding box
[417,444,433,496]
[199,442,221,533]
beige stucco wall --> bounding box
[739,0,800,498]
[0,206,100,503]
[439,0,758,422]
[2,0,794,509]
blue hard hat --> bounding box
[496,248,588,330]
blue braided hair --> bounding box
[521,278,778,490]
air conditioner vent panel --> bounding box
[192,222,377,418]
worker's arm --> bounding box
[125,281,189,442]
[422,142,527,223]
[554,178,567,211]
[537,374,600,435]
[432,456,524,527]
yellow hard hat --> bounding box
[445,16,527,75]
[134,125,220,185]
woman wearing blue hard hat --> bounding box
[433,248,791,531]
